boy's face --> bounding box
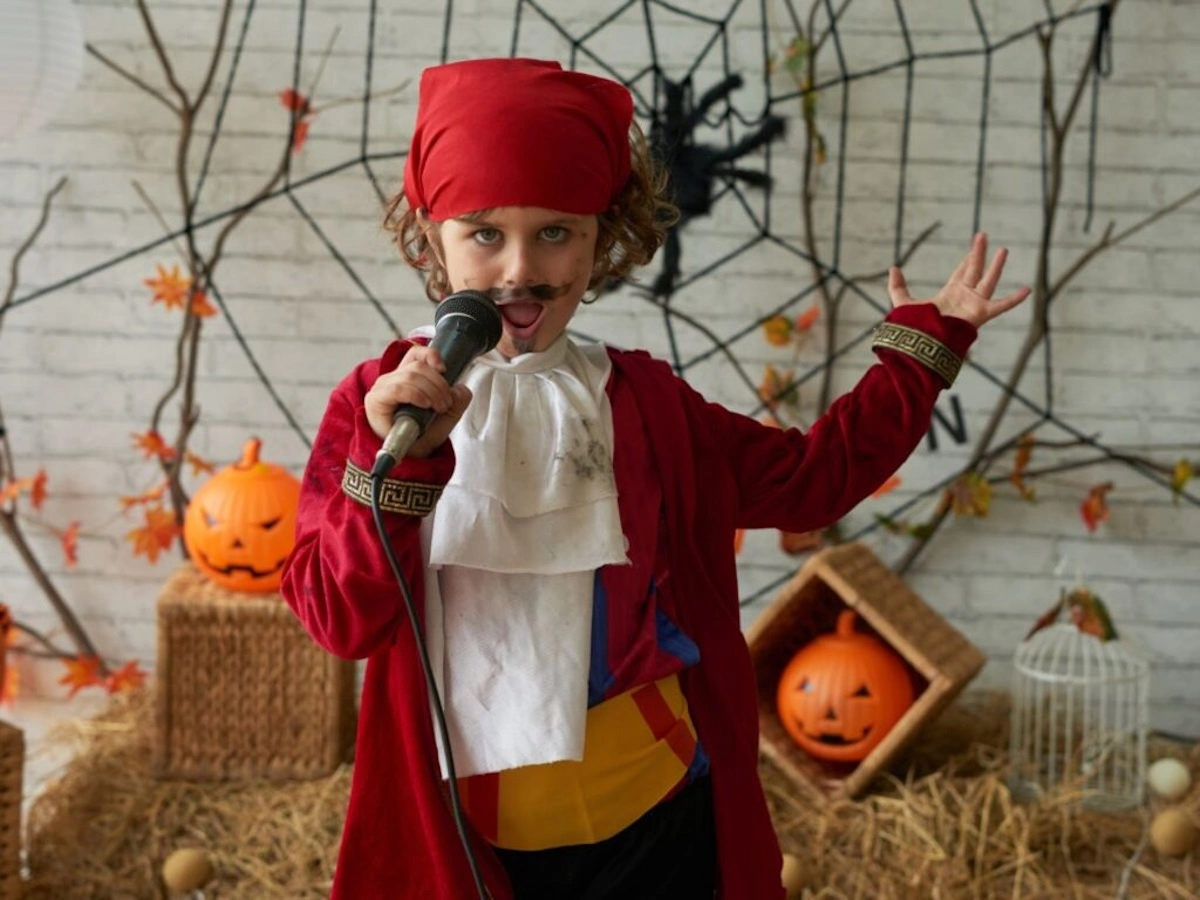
[434,206,598,358]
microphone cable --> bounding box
[369,471,491,900]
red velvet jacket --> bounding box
[281,302,975,899]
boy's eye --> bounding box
[541,226,567,242]
[473,228,501,245]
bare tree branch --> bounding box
[2,177,68,317]
[135,0,191,108]
[889,0,1197,573]
[191,0,236,114]
[10,618,80,662]
[0,178,108,670]
[85,44,177,114]
[1051,184,1200,299]
[1058,0,1122,139]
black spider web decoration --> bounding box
[6,0,1196,612]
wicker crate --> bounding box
[747,541,985,801]
[154,563,357,781]
[0,720,21,900]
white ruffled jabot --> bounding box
[418,332,628,778]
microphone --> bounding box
[372,290,503,477]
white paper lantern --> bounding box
[0,0,85,139]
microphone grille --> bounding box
[434,290,503,350]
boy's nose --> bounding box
[501,241,538,285]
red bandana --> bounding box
[403,58,633,221]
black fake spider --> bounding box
[648,72,786,298]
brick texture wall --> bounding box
[1,0,1197,734]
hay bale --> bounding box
[24,690,349,899]
[20,688,1200,898]
[763,691,1200,899]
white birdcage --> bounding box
[1009,622,1150,811]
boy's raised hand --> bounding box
[887,232,1031,329]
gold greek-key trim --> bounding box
[341,460,443,516]
[872,322,963,386]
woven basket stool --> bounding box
[154,563,356,781]
[0,719,21,899]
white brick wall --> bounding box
[1,0,1198,734]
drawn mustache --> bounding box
[485,284,570,302]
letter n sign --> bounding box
[925,394,968,452]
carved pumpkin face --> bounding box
[776,609,915,762]
[183,438,301,593]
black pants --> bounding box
[493,776,717,899]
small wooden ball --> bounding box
[780,852,804,897]
[1147,758,1192,802]
[1150,808,1197,858]
[162,847,215,894]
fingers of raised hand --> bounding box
[976,246,1009,299]
[887,266,915,307]
[948,232,981,286]
[960,232,988,287]
[982,285,1032,322]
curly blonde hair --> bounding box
[383,121,679,302]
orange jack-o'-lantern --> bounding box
[776,609,915,762]
[183,438,300,593]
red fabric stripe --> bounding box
[665,723,697,768]
[460,773,500,844]
[631,683,675,739]
[631,682,697,768]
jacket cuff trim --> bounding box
[341,459,443,516]
[872,322,963,386]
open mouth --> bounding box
[497,302,545,339]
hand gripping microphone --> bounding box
[372,290,503,477]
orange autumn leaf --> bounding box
[1009,433,1036,500]
[794,305,820,333]
[59,520,80,568]
[871,474,902,498]
[1,663,18,707]
[1013,433,1034,471]
[132,430,176,461]
[190,290,218,318]
[278,88,312,116]
[761,315,793,347]
[0,622,17,705]
[1080,482,1114,532]
[184,451,215,476]
[144,263,191,310]
[292,118,311,153]
[29,468,49,510]
[126,506,181,563]
[120,482,167,510]
[59,655,104,699]
[106,660,148,695]
[1,477,30,505]
[733,528,746,554]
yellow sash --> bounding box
[458,674,697,851]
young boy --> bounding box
[281,57,1028,900]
